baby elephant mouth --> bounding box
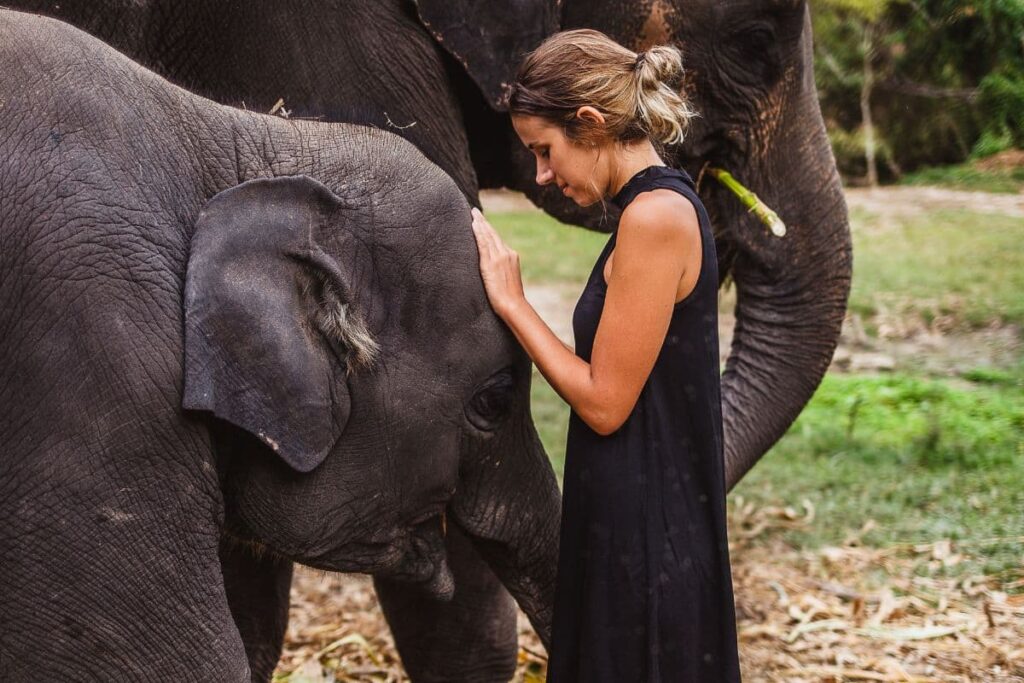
[383,515,455,601]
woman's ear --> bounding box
[575,106,607,126]
[182,176,377,473]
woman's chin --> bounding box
[553,185,598,207]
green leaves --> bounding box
[812,0,1024,177]
[816,0,902,24]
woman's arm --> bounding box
[471,192,700,435]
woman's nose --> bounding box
[536,162,554,186]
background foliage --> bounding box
[812,0,1024,182]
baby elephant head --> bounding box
[182,175,559,615]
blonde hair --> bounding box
[509,29,697,147]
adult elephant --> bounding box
[14,0,852,494]
[0,11,558,681]
[10,0,852,678]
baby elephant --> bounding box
[0,10,558,681]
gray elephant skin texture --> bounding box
[11,0,853,495]
[0,11,559,682]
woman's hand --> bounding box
[470,207,525,319]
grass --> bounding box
[900,163,1024,194]
[732,370,1024,579]
[491,186,1023,579]
[493,202,1024,331]
[529,369,571,479]
[848,208,1024,329]
[487,211,607,284]
[530,364,1024,579]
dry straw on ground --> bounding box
[273,502,1023,682]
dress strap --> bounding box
[611,166,696,210]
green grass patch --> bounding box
[488,211,607,285]
[534,368,1024,578]
[961,364,1022,387]
[849,209,1024,328]
[490,202,1023,579]
[732,371,1024,579]
[493,202,1024,331]
[900,163,1024,194]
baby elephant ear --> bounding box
[182,176,378,473]
[413,0,560,109]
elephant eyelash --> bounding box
[313,275,380,373]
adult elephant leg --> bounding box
[220,538,294,683]
[375,522,518,682]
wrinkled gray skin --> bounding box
[12,0,853,501]
[0,11,559,681]
[8,0,853,679]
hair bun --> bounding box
[633,44,695,145]
[636,45,684,92]
[509,29,697,148]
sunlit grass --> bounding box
[901,163,1024,194]
[490,192,1023,576]
[487,211,606,285]
[733,370,1024,578]
[530,364,1024,579]
[848,209,1024,328]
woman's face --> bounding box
[511,114,610,207]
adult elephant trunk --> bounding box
[707,50,852,490]
[450,405,561,646]
[719,175,850,489]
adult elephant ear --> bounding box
[414,0,560,109]
[182,176,379,473]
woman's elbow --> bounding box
[591,420,623,437]
[582,405,631,436]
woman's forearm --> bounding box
[470,207,651,435]
[499,297,621,435]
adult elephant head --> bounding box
[419,0,853,489]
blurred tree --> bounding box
[811,0,1024,180]
[813,0,904,186]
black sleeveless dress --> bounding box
[546,166,741,682]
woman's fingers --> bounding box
[470,207,495,256]
[473,210,518,271]
[469,207,524,317]
[471,207,508,262]
[471,208,499,252]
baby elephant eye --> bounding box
[466,368,516,431]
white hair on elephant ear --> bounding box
[314,275,380,372]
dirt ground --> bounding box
[279,539,1024,682]
[274,187,1023,682]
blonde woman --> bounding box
[470,29,741,681]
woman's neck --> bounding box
[606,140,666,198]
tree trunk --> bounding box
[861,24,879,187]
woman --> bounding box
[470,29,741,682]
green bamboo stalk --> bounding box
[707,167,787,237]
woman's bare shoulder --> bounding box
[618,188,699,247]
